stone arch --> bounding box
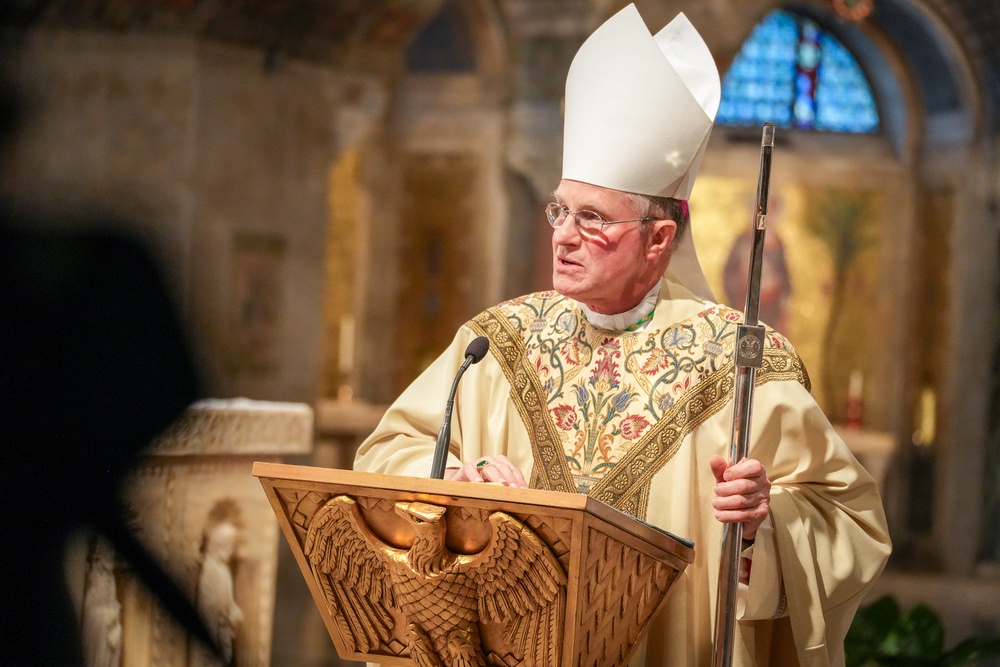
[329,0,514,403]
[695,0,991,577]
[851,0,993,576]
[879,0,997,576]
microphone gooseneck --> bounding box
[430,336,490,479]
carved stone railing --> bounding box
[77,399,313,667]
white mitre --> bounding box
[561,4,721,301]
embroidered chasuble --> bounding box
[466,289,808,520]
[355,278,891,667]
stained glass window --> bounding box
[717,10,879,133]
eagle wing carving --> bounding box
[303,495,396,654]
[469,512,568,666]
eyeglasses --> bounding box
[545,202,653,235]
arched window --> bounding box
[718,10,879,133]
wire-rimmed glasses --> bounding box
[545,202,652,235]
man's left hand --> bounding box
[445,454,528,488]
[710,455,771,540]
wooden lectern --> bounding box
[253,462,694,667]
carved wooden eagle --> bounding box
[303,495,567,667]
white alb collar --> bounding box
[579,281,661,332]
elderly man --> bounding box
[355,5,890,666]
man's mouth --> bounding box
[558,257,581,267]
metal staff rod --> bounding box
[711,122,775,667]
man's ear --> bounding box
[646,219,677,257]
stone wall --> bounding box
[5,30,345,403]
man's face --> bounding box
[551,179,672,315]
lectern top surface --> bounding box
[252,461,694,559]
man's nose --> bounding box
[552,214,582,244]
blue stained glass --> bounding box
[717,10,879,134]
[796,72,813,95]
[718,12,797,128]
[798,43,820,69]
[815,34,878,132]
[794,97,815,127]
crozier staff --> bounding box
[355,5,890,666]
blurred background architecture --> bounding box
[3,0,1000,664]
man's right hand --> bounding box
[445,454,528,488]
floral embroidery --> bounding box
[553,405,577,429]
[620,414,650,440]
[555,311,577,333]
[494,296,799,493]
[639,348,670,376]
[535,355,550,374]
[611,388,637,412]
[655,390,674,412]
[590,338,621,392]
[664,326,695,348]
[561,338,581,366]
[499,294,531,308]
[575,384,589,408]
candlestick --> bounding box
[846,369,863,429]
[338,315,355,376]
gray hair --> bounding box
[625,193,689,249]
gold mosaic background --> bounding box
[691,175,883,420]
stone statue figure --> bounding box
[190,517,244,667]
[81,539,123,667]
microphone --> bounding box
[429,336,490,479]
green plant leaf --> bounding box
[846,596,902,666]
[881,604,944,659]
[942,636,1000,666]
[846,596,1000,666]
[880,658,935,667]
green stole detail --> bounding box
[624,308,655,332]
[468,295,810,520]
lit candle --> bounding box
[846,370,863,429]
[917,388,936,447]
[848,370,864,400]
[338,315,355,376]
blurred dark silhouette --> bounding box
[0,9,221,665]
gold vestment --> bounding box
[355,277,891,667]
